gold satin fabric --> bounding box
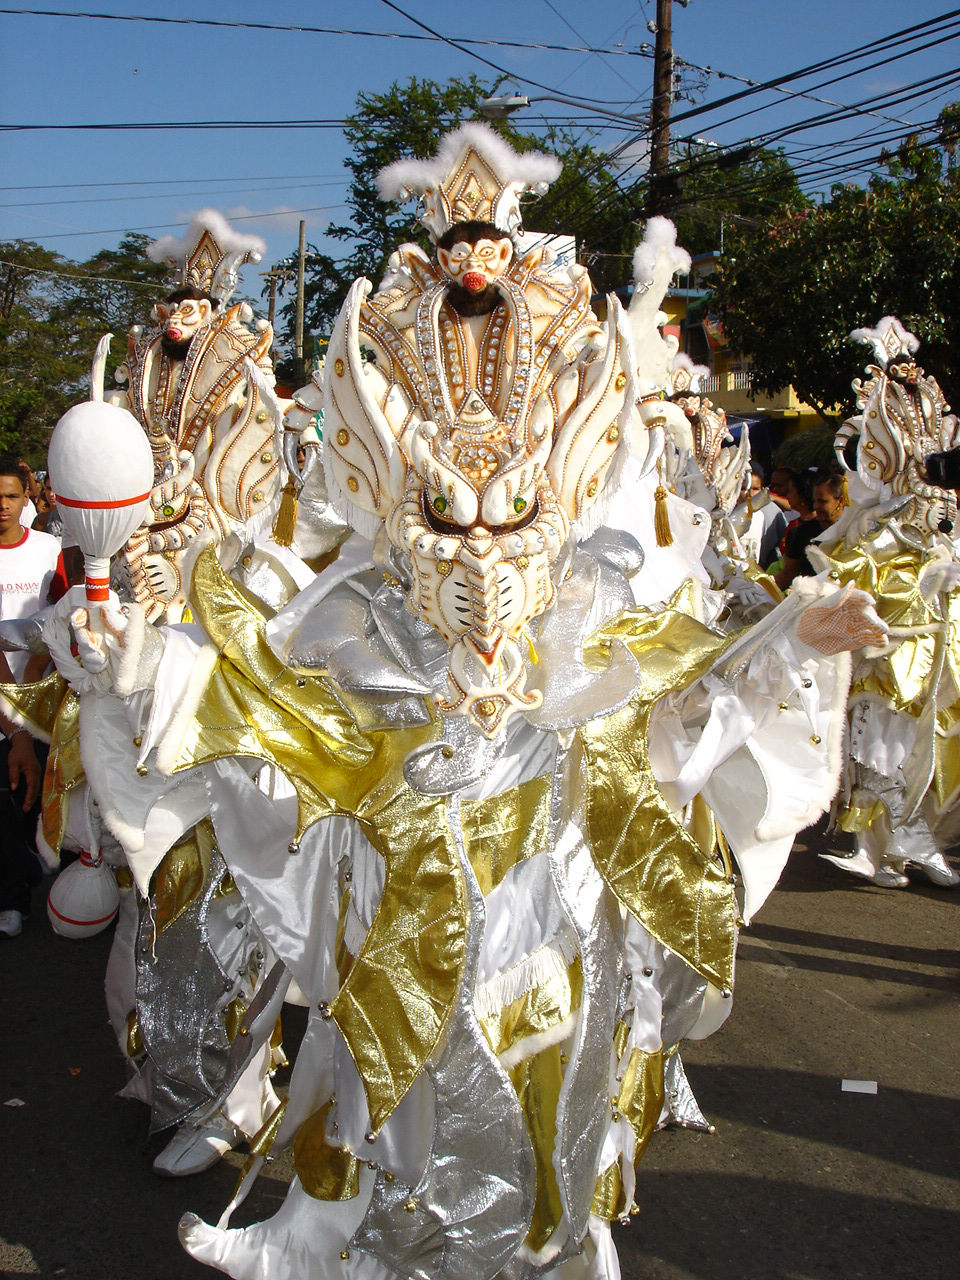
[151,821,213,940]
[167,555,742,1131]
[592,1162,626,1221]
[479,959,582,1059]
[461,773,553,896]
[590,1025,666,1221]
[580,586,739,990]
[820,540,960,711]
[821,536,960,818]
[293,1099,361,1201]
[176,550,466,1134]
[0,672,82,859]
[41,687,84,858]
[509,1045,567,1250]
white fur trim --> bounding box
[376,122,561,202]
[497,1014,579,1071]
[0,690,53,744]
[113,604,146,698]
[148,209,265,268]
[632,216,691,284]
[35,821,61,871]
[154,643,219,776]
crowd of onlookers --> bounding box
[735,460,847,588]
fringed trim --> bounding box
[154,643,219,777]
[321,435,384,543]
[474,931,578,1021]
[271,480,299,547]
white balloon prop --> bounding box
[47,401,154,603]
[47,849,120,939]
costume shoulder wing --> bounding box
[544,294,633,537]
[323,278,412,535]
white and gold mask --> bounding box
[838,317,959,538]
[319,125,636,735]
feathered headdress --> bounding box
[376,122,561,242]
[148,209,266,303]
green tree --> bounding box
[670,143,810,258]
[274,75,650,362]
[710,108,960,422]
[0,235,166,461]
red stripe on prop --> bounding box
[85,577,110,602]
[47,898,119,928]
[56,492,150,510]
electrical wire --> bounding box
[0,255,164,288]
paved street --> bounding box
[1,827,957,1280]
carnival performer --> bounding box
[620,219,779,631]
[106,210,286,622]
[0,214,330,1179]
[814,317,960,889]
[10,125,886,1279]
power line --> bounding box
[0,256,164,289]
[1,172,344,193]
[0,179,349,210]
[0,6,655,84]
[8,204,350,242]
[665,9,960,129]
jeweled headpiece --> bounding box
[376,122,561,242]
[147,209,266,304]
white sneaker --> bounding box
[872,864,910,889]
[0,910,23,937]
[820,852,909,888]
[153,1115,241,1177]
[915,859,960,888]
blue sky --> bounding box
[1,0,958,296]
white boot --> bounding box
[153,1113,241,1177]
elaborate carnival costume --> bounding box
[7,127,884,1276]
[814,318,960,889]
[108,210,287,623]
[622,220,779,628]
[0,215,316,1178]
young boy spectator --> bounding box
[0,454,60,937]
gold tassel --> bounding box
[746,491,754,518]
[272,479,299,547]
[841,473,850,505]
[654,476,673,548]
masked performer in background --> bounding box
[107,210,286,622]
[13,126,884,1277]
[815,317,960,890]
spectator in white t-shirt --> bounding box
[0,454,60,938]
[0,458,62,681]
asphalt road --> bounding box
[1,827,957,1280]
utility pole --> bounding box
[294,219,306,385]
[648,0,674,217]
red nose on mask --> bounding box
[166,327,182,341]
[462,272,486,294]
